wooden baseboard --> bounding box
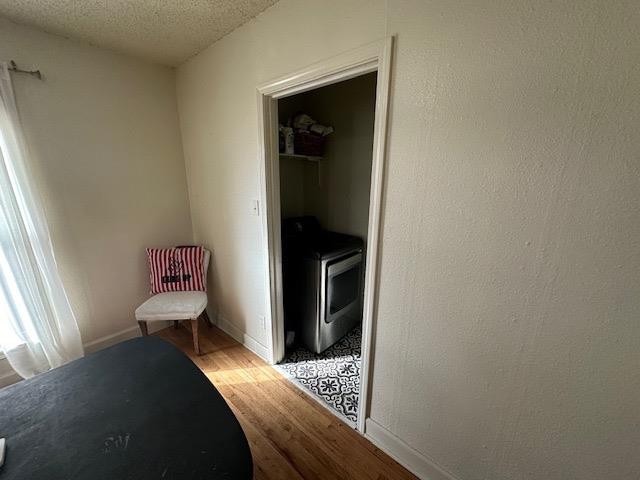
[83,321,170,354]
[215,314,269,361]
[365,418,459,480]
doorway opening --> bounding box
[274,73,377,425]
[257,39,393,432]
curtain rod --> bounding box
[8,60,42,80]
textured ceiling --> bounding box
[0,0,279,66]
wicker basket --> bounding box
[294,131,325,156]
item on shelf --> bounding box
[279,125,295,154]
[310,123,334,136]
[294,130,325,157]
[292,113,315,131]
[289,113,334,156]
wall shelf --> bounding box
[279,153,323,163]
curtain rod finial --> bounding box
[8,60,42,80]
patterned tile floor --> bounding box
[275,326,362,424]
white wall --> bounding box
[278,73,377,241]
[177,1,640,479]
[176,0,387,345]
[0,18,192,381]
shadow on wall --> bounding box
[278,72,377,243]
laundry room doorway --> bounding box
[257,38,393,432]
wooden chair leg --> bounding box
[190,317,200,355]
[173,320,180,329]
[202,309,213,328]
[138,321,149,336]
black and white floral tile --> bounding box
[275,326,362,424]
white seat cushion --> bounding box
[135,291,208,322]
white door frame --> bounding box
[257,37,393,432]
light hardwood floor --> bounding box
[156,323,417,480]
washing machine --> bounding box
[282,217,364,354]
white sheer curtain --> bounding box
[0,62,83,378]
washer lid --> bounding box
[305,231,364,260]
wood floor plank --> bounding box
[156,325,417,480]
